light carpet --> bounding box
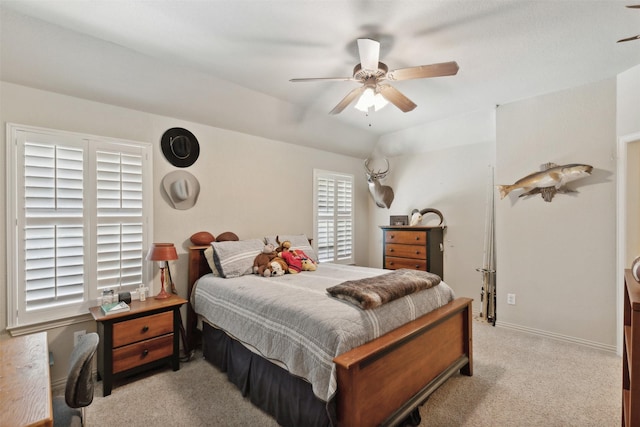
[77,320,620,426]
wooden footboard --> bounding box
[334,296,473,427]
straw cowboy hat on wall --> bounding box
[162,170,200,210]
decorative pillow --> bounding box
[265,234,318,263]
[203,246,220,277]
[211,239,264,278]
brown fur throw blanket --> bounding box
[326,269,442,309]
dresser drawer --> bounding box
[384,230,427,245]
[112,334,174,374]
[385,243,427,260]
[384,256,427,271]
[112,311,173,347]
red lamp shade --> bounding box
[146,243,178,262]
[146,243,178,299]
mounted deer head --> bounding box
[364,158,395,209]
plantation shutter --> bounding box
[314,170,354,264]
[23,140,86,310]
[96,150,144,291]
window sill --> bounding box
[7,313,94,337]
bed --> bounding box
[187,241,473,427]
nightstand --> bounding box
[89,295,187,396]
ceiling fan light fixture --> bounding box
[354,87,388,112]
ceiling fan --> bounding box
[290,38,459,114]
[618,5,640,42]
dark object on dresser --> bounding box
[381,226,445,278]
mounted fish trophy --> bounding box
[364,158,395,209]
[497,162,593,202]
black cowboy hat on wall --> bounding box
[161,127,200,168]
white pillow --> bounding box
[212,239,264,278]
[203,246,220,277]
[265,234,318,263]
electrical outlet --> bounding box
[73,330,86,346]
[507,293,516,305]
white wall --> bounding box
[368,110,496,313]
[616,63,640,353]
[0,81,371,384]
[495,78,617,350]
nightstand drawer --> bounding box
[384,256,427,270]
[113,311,173,347]
[112,334,174,374]
[384,230,427,245]
[385,243,427,259]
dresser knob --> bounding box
[415,251,420,254]
[142,349,149,357]
[415,236,419,240]
[390,248,394,252]
[390,234,395,239]
[415,265,420,268]
[142,326,149,333]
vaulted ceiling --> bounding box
[1,1,639,158]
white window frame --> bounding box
[313,169,354,264]
[6,123,153,331]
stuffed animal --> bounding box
[277,240,317,273]
[270,256,288,274]
[268,260,285,277]
[300,258,317,271]
[253,243,277,276]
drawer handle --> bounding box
[415,250,420,254]
[389,262,394,266]
[415,236,419,241]
[415,265,420,269]
[389,248,394,252]
[142,349,149,357]
[390,234,395,239]
[142,326,149,333]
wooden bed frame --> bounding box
[187,245,473,427]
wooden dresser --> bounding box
[380,226,445,278]
[623,269,640,427]
[90,295,187,396]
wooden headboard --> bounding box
[186,245,212,351]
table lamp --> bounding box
[146,243,178,299]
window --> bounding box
[313,169,354,264]
[6,124,152,328]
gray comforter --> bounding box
[192,263,455,403]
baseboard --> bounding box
[495,320,617,353]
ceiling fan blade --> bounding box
[378,84,417,112]
[357,38,380,72]
[329,86,367,115]
[626,4,640,8]
[386,61,459,81]
[290,77,356,82]
[617,35,640,42]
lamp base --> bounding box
[155,287,171,299]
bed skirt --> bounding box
[201,322,335,427]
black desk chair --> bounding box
[53,332,99,427]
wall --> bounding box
[0,82,371,385]
[368,110,496,313]
[495,78,617,350]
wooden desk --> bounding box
[0,331,53,427]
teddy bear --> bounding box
[253,243,277,276]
